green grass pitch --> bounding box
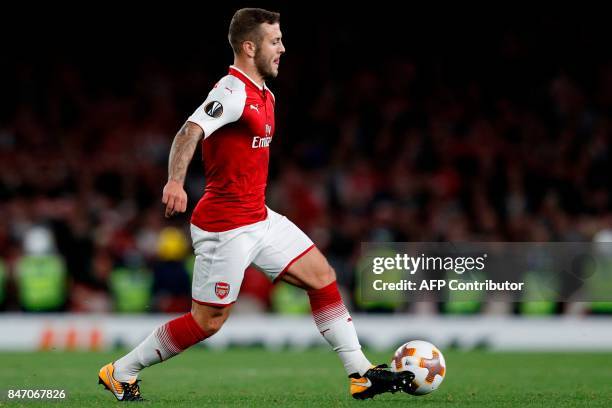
[1,348,611,407]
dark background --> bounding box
[1,4,611,313]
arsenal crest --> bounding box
[215,282,230,299]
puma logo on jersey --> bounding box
[224,87,233,94]
[250,104,259,113]
[252,136,272,148]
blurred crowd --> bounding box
[1,10,611,314]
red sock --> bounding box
[114,312,211,381]
[308,281,347,327]
[307,281,371,375]
[158,312,209,353]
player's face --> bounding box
[255,23,285,79]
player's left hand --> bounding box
[162,180,188,218]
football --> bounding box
[390,340,446,395]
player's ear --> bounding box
[242,40,257,58]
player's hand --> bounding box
[162,180,188,218]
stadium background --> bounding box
[2,5,612,314]
[0,4,612,405]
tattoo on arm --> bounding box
[167,122,204,184]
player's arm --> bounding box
[162,77,245,218]
[162,121,203,218]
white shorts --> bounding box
[190,207,315,306]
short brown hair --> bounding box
[228,8,280,54]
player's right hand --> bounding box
[162,180,188,218]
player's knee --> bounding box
[313,265,336,289]
[326,265,337,283]
[199,316,226,336]
[190,312,227,336]
[190,304,230,336]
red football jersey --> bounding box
[187,66,276,232]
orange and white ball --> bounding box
[390,340,446,395]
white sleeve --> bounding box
[187,76,246,138]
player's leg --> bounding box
[253,208,414,399]
[281,248,413,398]
[253,210,371,376]
[99,302,231,401]
[100,222,252,401]
[280,247,373,376]
[113,302,230,380]
[252,209,370,375]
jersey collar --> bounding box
[229,65,267,92]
